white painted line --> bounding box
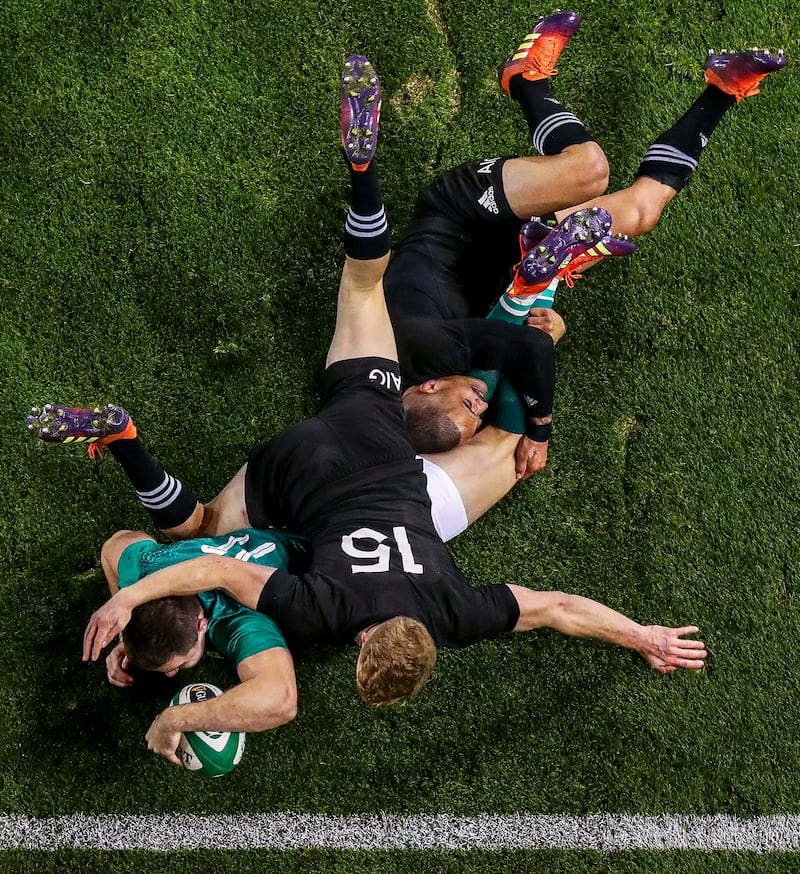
[1,814,800,852]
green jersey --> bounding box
[117,528,308,666]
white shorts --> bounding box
[420,456,468,542]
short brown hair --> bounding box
[356,616,437,706]
[122,595,201,671]
[403,403,461,454]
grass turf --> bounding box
[2,0,799,865]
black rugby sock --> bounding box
[107,437,199,529]
[509,76,597,155]
[635,84,736,191]
[343,155,391,260]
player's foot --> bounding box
[25,403,137,453]
[509,206,612,297]
[519,216,559,257]
[341,55,381,170]
[557,233,635,287]
[499,11,581,94]
[704,48,787,102]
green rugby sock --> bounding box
[486,378,527,434]
[488,277,559,323]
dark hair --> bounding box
[122,595,202,671]
[403,403,461,454]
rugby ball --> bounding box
[170,682,246,777]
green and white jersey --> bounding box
[117,528,308,666]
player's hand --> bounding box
[105,641,136,688]
[638,625,707,673]
[526,308,566,345]
[146,710,184,766]
[515,435,549,480]
[83,591,135,662]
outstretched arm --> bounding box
[82,555,277,662]
[144,647,298,765]
[507,585,706,673]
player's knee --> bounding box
[165,501,206,540]
[580,142,610,200]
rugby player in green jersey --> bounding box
[99,526,306,764]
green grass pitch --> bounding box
[1,0,799,869]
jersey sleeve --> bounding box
[431,580,520,647]
[116,540,160,589]
[458,319,555,438]
[200,590,287,666]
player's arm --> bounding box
[98,530,157,688]
[460,320,555,477]
[83,555,278,662]
[507,585,707,673]
[144,647,298,765]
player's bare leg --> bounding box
[424,426,519,528]
[555,176,675,239]
[556,48,788,240]
[497,12,608,217]
[26,403,206,539]
[326,55,396,367]
[502,144,609,219]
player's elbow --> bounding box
[263,682,298,729]
[512,586,572,631]
[533,590,576,631]
[278,683,298,725]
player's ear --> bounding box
[197,615,209,635]
[418,379,438,394]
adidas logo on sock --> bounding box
[478,186,499,215]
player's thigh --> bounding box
[201,464,250,537]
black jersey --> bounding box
[384,157,522,321]
[245,357,519,647]
[393,317,555,427]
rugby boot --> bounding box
[558,233,636,288]
[499,11,581,94]
[26,403,136,455]
[704,48,787,102]
[518,216,559,257]
[341,55,381,170]
[509,206,612,297]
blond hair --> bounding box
[356,616,437,706]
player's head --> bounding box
[122,595,208,675]
[356,616,437,706]
[402,376,488,452]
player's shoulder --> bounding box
[322,356,403,398]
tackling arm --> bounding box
[145,647,298,765]
[507,585,707,673]
[99,530,158,687]
[83,555,277,662]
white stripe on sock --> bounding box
[642,144,698,171]
[136,474,181,510]
[499,296,533,316]
[532,112,584,155]
[346,208,388,238]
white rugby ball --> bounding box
[170,682,246,777]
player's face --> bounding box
[157,635,206,677]
[440,376,488,442]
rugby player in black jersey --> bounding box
[382,12,786,478]
[79,54,707,721]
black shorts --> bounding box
[384,157,524,321]
[245,357,425,537]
